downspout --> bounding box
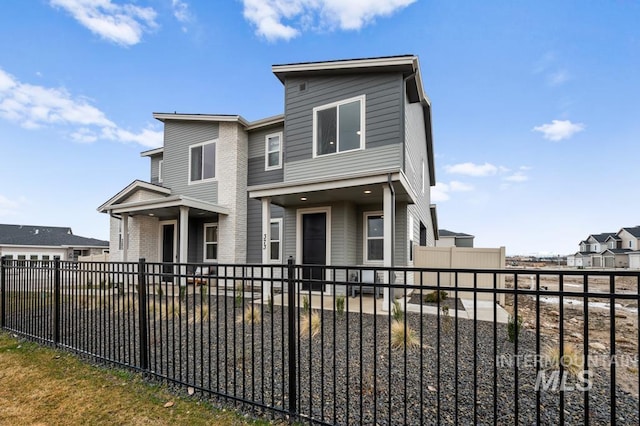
[387,173,396,289]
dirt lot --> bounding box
[503,268,639,397]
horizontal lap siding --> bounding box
[150,155,162,185]
[283,73,403,179]
[247,124,285,186]
[246,198,284,263]
[163,121,219,203]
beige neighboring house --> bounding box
[435,229,474,248]
[0,224,108,262]
[568,227,640,269]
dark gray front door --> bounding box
[161,223,175,281]
[302,212,326,291]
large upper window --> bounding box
[265,132,282,170]
[313,95,365,157]
[204,223,218,262]
[270,218,282,262]
[364,212,384,262]
[189,140,216,183]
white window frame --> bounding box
[312,95,366,158]
[188,139,217,185]
[265,132,283,171]
[158,159,163,183]
[363,211,384,264]
[269,218,282,263]
[118,220,129,251]
[203,223,218,262]
[408,213,414,263]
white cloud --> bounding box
[444,162,498,177]
[49,0,158,46]
[532,119,584,141]
[548,69,570,86]
[431,180,474,202]
[172,0,193,31]
[0,67,162,148]
[241,0,416,41]
[504,172,528,183]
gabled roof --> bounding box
[587,232,616,243]
[605,235,621,242]
[98,180,171,213]
[0,224,108,248]
[438,229,474,238]
[601,248,632,255]
[574,251,592,257]
[620,226,640,238]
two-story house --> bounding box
[98,55,437,304]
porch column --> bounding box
[383,185,394,312]
[261,197,271,300]
[179,206,189,286]
[122,213,129,262]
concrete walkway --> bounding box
[257,292,510,323]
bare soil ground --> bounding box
[503,269,639,398]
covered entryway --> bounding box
[160,220,177,281]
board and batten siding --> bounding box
[162,121,219,203]
[283,73,404,181]
[248,125,285,186]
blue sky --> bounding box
[0,0,638,256]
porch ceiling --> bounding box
[109,195,228,220]
[249,170,415,207]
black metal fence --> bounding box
[1,256,639,425]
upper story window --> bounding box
[630,240,634,249]
[364,211,384,263]
[204,223,218,262]
[265,132,283,170]
[313,95,365,157]
[189,140,216,184]
[158,160,163,183]
[270,218,282,262]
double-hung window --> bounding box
[270,218,282,262]
[204,223,218,262]
[364,212,384,262]
[265,132,282,170]
[313,95,365,157]
[189,140,216,183]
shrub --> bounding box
[507,314,524,343]
[302,295,310,315]
[545,343,584,376]
[441,305,452,333]
[392,299,403,322]
[238,304,261,325]
[390,320,420,350]
[300,310,321,339]
[424,290,448,303]
[156,284,163,297]
[235,283,243,308]
[191,304,210,324]
[335,295,345,317]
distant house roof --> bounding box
[601,248,632,255]
[0,224,108,248]
[588,233,616,243]
[620,226,640,238]
[438,229,474,238]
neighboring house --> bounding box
[435,229,474,248]
[568,228,640,269]
[616,226,640,251]
[0,224,108,262]
[98,55,438,298]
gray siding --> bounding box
[404,86,433,246]
[150,154,163,185]
[246,198,284,263]
[283,73,404,180]
[248,125,285,186]
[163,121,219,203]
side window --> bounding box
[204,223,218,262]
[364,212,384,262]
[265,132,283,170]
[270,218,282,262]
[158,160,163,183]
[313,95,365,157]
[189,140,216,183]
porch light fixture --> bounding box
[148,213,155,216]
[300,197,308,201]
[363,190,372,194]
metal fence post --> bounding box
[137,258,149,371]
[1,256,6,329]
[287,256,297,418]
[53,256,61,345]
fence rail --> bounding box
[1,256,639,425]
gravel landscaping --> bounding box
[4,289,640,425]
